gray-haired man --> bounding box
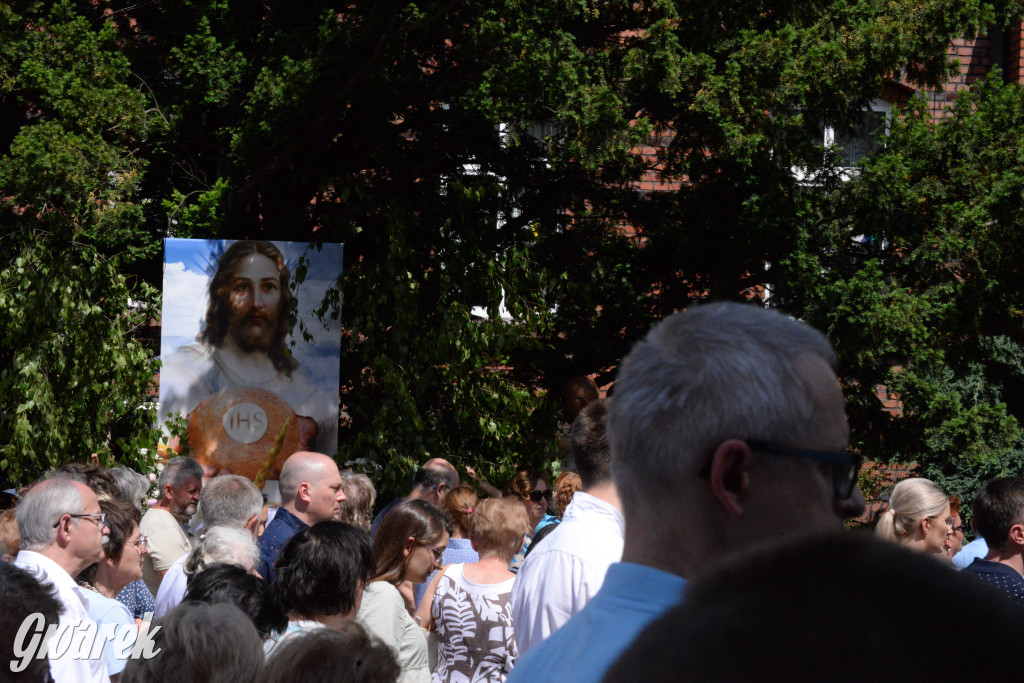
[508,302,866,682]
[15,476,111,682]
[140,456,204,594]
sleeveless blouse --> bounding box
[430,564,517,682]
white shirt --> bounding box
[153,552,190,618]
[14,550,111,683]
[510,492,625,654]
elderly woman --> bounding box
[876,477,952,556]
[358,499,452,683]
[183,525,261,581]
[78,498,148,681]
[266,521,375,656]
[416,496,530,682]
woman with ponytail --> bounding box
[875,478,953,556]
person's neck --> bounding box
[90,568,127,599]
[35,546,89,580]
[581,481,621,510]
[153,499,184,523]
[219,338,278,377]
[984,547,1024,576]
[282,502,314,527]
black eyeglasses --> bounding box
[529,489,552,503]
[699,440,861,499]
[952,522,968,533]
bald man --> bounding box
[259,451,345,583]
[369,457,459,538]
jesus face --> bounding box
[227,253,284,352]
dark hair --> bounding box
[1,563,63,681]
[80,498,141,584]
[121,602,263,683]
[198,240,296,374]
[257,624,399,683]
[412,466,456,493]
[56,462,120,501]
[972,478,1024,551]
[372,499,452,585]
[274,522,374,618]
[605,533,1024,682]
[184,564,287,639]
[570,399,611,488]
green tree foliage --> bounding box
[0,1,162,485]
[785,74,1024,505]
[2,0,1023,501]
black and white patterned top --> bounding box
[430,564,517,683]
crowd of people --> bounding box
[4,301,1024,682]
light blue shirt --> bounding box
[507,562,687,683]
[85,590,137,676]
[953,537,989,570]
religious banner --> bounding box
[158,239,343,488]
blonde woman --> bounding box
[876,477,952,556]
[417,496,530,682]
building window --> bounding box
[824,99,892,166]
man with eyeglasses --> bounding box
[508,302,866,683]
[14,476,112,682]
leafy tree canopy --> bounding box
[2,0,1022,504]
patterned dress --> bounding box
[430,564,517,683]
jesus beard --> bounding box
[228,310,278,353]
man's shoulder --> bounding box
[509,564,687,683]
[14,550,71,587]
[260,509,303,547]
[964,557,1024,580]
[140,507,174,528]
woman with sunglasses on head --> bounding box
[358,499,452,683]
[78,498,148,681]
[876,477,953,557]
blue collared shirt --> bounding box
[259,506,308,584]
[507,562,687,683]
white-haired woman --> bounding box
[876,477,952,556]
[184,525,261,581]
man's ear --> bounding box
[1009,523,1024,548]
[297,482,312,503]
[244,514,260,537]
[162,483,175,500]
[53,514,73,545]
[708,440,752,520]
